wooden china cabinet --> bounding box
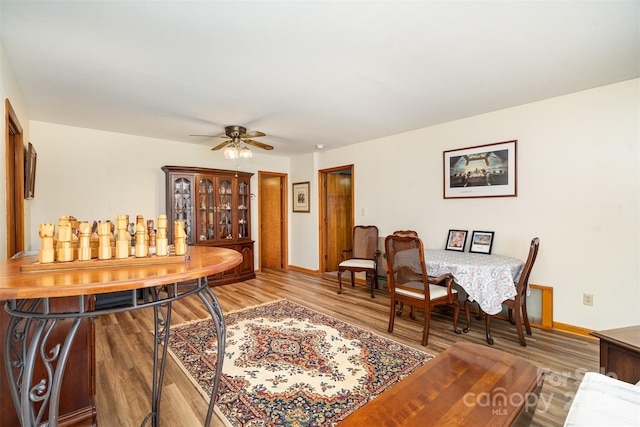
[162,166,255,285]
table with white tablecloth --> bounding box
[424,249,524,315]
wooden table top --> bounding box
[0,246,243,300]
[339,341,543,427]
[592,325,640,351]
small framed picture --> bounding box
[469,231,495,254]
[292,181,310,213]
[445,229,468,251]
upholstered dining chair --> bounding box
[338,225,379,298]
[470,237,540,346]
[385,234,460,346]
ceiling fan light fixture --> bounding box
[239,146,253,158]
[223,145,239,159]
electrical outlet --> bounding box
[583,293,593,306]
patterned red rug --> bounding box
[168,299,432,426]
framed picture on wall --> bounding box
[469,231,495,254]
[292,181,310,213]
[445,229,468,251]
[24,142,37,199]
[443,140,517,199]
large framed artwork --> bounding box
[292,181,310,213]
[443,140,517,199]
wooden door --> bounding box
[259,172,286,269]
[5,99,24,258]
[322,167,353,272]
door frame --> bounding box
[257,171,288,272]
[5,99,25,259]
[318,164,354,274]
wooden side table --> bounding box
[591,325,640,384]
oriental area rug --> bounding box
[168,299,433,427]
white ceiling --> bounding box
[1,1,638,156]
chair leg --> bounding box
[388,298,396,333]
[508,308,516,325]
[485,312,495,345]
[350,271,355,287]
[514,306,527,346]
[452,302,461,334]
[522,302,532,336]
[463,299,472,333]
[337,270,343,294]
[421,307,431,346]
[369,272,375,298]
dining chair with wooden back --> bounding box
[390,230,419,317]
[472,237,540,346]
[385,234,460,346]
[391,230,419,238]
[338,225,379,298]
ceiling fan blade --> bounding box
[241,131,266,139]
[244,139,274,151]
[191,133,230,138]
[211,140,231,151]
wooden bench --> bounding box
[339,341,544,426]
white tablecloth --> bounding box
[424,249,524,315]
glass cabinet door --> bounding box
[217,177,234,241]
[197,177,215,242]
[238,177,250,239]
[172,176,193,244]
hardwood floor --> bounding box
[95,269,599,426]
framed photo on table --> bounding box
[443,140,517,199]
[445,229,468,251]
[292,181,310,213]
[469,231,495,254]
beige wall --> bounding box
[0,41,31,260]
[304,79,638,330]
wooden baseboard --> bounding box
[552,321,596,338]
[287,265,320,275]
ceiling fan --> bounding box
[191,125,273,159]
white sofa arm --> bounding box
[564,372,640,426]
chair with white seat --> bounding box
[385,234,460,346]
[338,225,379,298]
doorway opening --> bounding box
[319,165,353,273]
[258,171,288,270]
